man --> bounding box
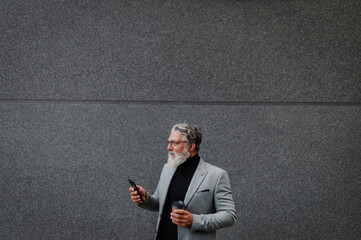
[129,123,236,240]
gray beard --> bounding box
[167,148,190,167]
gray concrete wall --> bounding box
[1,1,360,239]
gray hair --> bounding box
[171,123,202,152]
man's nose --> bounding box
[167,143,173,151]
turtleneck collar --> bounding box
[179,153,200,169]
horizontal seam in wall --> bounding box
[0,99,361,107]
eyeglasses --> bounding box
[167,141,187,147]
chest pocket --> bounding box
[197,188,210,194]
[189,188,214,214]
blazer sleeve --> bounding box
[190,170,237,232]
[138,164,167,212]
[138,185,160,212]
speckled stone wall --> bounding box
[1,1,360,239]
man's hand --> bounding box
[129,185,146,204]
[170,209,193,229]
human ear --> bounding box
[189,142,196,152]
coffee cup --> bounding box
[171,200,185,212]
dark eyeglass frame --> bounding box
[167,141,187,147]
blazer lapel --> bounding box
[184,159,208,208]
[159,164,177,211]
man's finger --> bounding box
[171,212,187,220]
[173,209,188,215]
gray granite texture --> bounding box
[1,103,360,240]
[1,0,361,102]
[1,0,361,239]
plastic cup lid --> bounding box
[171,200,185,209]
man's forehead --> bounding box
[168,130,184,140]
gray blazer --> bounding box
[140,159,237,240]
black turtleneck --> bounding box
[156,153,200,240]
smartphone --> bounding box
[128,179,144,202]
